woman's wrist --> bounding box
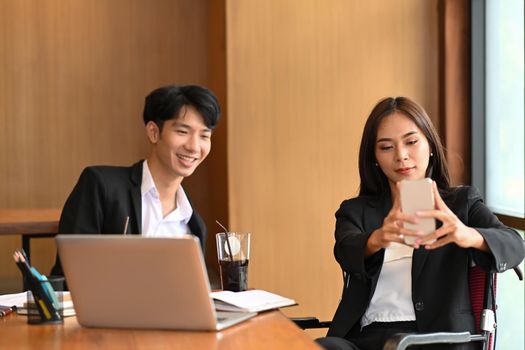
[469,228,490,252]
[365,230,382,257]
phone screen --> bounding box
[399,178,436,244]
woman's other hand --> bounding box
[415,182,489,252]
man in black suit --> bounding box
[51,84,221,277]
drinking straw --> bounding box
[215,220,234,262]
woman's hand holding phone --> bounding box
[365,185,425,256]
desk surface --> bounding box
[0,209,61,235]
[0,311,320,350]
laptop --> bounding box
[55,234,257,331]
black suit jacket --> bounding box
[327,186,524,350]
[51,160,207,276]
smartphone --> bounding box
[399,178,436,245]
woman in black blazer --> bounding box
[317,97,524,350]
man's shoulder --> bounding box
[79,160,143,184]
[83,164,131,175]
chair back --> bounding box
[469,266,497,349]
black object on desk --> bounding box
[13,250,63,325]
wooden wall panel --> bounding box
[226,0,439,337]
[199,0,228,285]
[0,0,215,291]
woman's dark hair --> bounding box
[143,84,221,130]
[358,97,450,196]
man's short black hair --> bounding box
[143,84,221,130]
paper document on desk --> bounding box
[0,292,27,308]
[211,289,296,313]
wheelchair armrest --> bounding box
[382,331,483,350]
[290,317,332,329]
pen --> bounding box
[0,305,16,317]
[19,248,30,263]
[13,251,32,280]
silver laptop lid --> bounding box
[56,235,219,330]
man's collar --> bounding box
[141,160,193,223]
[141,160,157,196]
[174,186,193,223]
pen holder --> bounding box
[26,277,64,325]
[46,275,65,291]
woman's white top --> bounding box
[360,242,416,328]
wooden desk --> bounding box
[0,209,61,262]
[0,311,321,349]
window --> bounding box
[486,0,524,219]
[472,1,524,348]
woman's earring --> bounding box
[430,152,434,157]
[375,162,379,167]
